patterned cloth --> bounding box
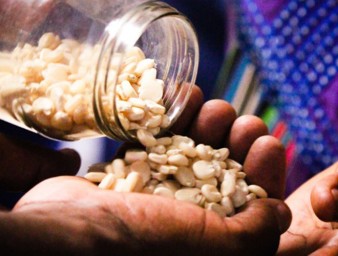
[235,0,338,176]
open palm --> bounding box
[278,163,338,256]
[9,87,291,255]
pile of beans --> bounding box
[0,33,268,217]
[85,134,268,218]
[0,32,170,138]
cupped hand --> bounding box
[11,86,291,255]
[278,162,338,256]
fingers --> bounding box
[222,199,291,254]
[189,99,237,148]
[227,115,269,163]
[15,176,291,256]
[311,165,338,222]
[0,133,81,191]
[170,85,204,135]
[243,136,287,199]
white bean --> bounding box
[124,150,148,164]
[174,166,196,187]
[98,173,116,190]
[175,188,205,206]
[201,184,222,203]
[84,172,106,183]
[248,184,268,198]
[192,160,216,180]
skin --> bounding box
[278,162,338,256]
[1,86,292,255]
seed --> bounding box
[231,185,247,208]
[213,148,229,161]
[225,159,242,170]
[154,186,175,198]
[42,63,69,82]
[151,171,168,181]
[220,196,235,216]
[246,193,257,201]
[148,153,168,165]
[201,184,222,203]
[84,172,106,183]
[156,164,178,175]
[179,143,197,158]
[138,68,157,85]
[192,160,216,180]
[145,114,162,128]
[156,136,173,146]
[137,129,157,147]
[174,166,196,187]
[149,144,166,154]
[236,179,249,194]
[110,159,127,179]
[195,177,218,189]
[175,188,205,206]
[195,144,213,161]
[40,48,64,63]
[128,97,146,108]
[125,171,144,192]
[98,173,116,190]
[124,150,148,164]
[145,100,166,115]
[126,106,145,121]
[64,95,83,114]
[129,160,151,185]
[113,178,128,192]
[172,135,195,147]
[120,80,138,99]
[167,154,189,166]
[116,100,132,112]
[135,59,155,76]
[139,78,164,103]
[32,97,55,116]
[38,32,61,50]
[248,184,268,198]
[221,170,236,196]
[160,115,171,128]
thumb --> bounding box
[311,168,338,222]
[0,133,81,191]
[214,199,292,255]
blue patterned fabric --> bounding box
[235,0,338,175]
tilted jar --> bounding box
[0,0,199,141]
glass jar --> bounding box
[0,0,199,142]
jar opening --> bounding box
[94,1,199,142]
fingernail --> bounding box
[275,202,292,233]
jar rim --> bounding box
[93,1,199,142]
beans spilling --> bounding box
[85,134,268,218]
[0,32,170,138]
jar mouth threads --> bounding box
[94,1,199,142]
